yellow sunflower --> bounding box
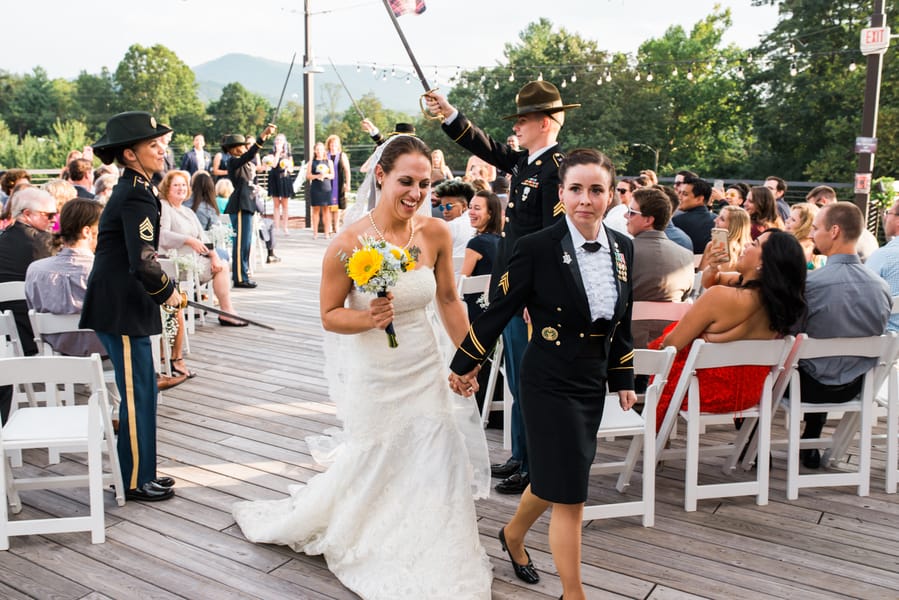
[347,247,383,286]
[390,247,403,260]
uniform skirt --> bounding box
[519,343,606,504]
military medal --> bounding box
[613,243,627,282]
[541,326,559,341]
[562,251,572,265]
[522,187,531,201]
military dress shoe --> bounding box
[800,448,821,469]
[125,481,175,502]
[495,472,529,495]
[154,476,175,488]
[498,527,540,584]
[233,280,257,288]
[491,458,522,479]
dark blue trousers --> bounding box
[502,315,529,474]
[230,210,253,284]
[97,332,158,490]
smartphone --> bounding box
[711,228,729,261]
[713,179,725,191]
[204,242,214,250]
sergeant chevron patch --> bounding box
[553,201,565,217]
[498,272,509,295]
[138,217,154,241]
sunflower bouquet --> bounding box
[342,237,420,347]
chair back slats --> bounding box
[0,282,26,303]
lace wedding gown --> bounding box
[233,268,493,600]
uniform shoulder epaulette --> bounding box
[552,152,565,167]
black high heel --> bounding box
[498,527,539,584]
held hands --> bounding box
[423,92,454,120]
[369,293,395,331]
[448,367,480,397]
[618,390,638,411]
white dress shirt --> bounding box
[566,217,617,321]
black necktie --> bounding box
[582,241,601,253]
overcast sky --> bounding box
[7,1,780,79]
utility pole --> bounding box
[303,0,316,229]
[853,0,888,223]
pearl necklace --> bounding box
[368,212,415,249]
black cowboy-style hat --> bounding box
[501,81,581,121]
[221,134,248,152]
[92,111,172,165]
[390,123,416,135]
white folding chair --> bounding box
[0,311,34,468]
[0,282,25,305]
[881,345,899,493]
[480,337,512,448]
[656,337,794,511]
[584,346,676,527]
[777,334,894,500]
[456,273,491,298]
[0,354,125,550]
[452,255,465,273]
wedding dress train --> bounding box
[233,268,492,599]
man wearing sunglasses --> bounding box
[0,187,58,423]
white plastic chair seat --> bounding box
[456,274,491,297]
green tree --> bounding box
[206,82,271,143]
[746,0,899,181]
[114,44,205,133]
[7,67,58,138]
[73,68,118,134]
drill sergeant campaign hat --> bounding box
[92,111,172,165]
[502,81,581,120]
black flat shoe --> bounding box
[498,527,539,584]
[495,472,529,495]
[154,477,175,489]
[233,280,257,289]
[125,481,175,502]
[218,316,249,327]
[491,458,522,479]
[800,448,821,469]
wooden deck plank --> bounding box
[2,234,899,599]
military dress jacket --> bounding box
[81,168,176,336]
[442,113,565,295]
[224,140,264,214]
[451,219,635,392]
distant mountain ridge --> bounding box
[192,53,428,115]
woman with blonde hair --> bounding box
[785,202,825,269]
[431,149,454,180]
[699,205,752,287]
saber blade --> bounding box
[328,57,366,119]
[380,0,431,92]
[271,52,297,125]
[186,300,276,330]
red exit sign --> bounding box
[860,26,891,55]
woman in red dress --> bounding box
[650,230,807,430]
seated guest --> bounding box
[655,185,692,251]
[0,169,31,208]
[25,198,106,356]
[745,185,784,239]
[42,179,78,222]
[672,174,715,250]
[651,230,807,430]
[785,202,825,269]
[459,190,503,321]
[159,170,247,332]
[867,199,899,332]
[67,158,96,199]
[808,185,879,261]
[797,201,891,468]
[625,187,694,348]
[603,179,632,237]
[93,173,118,205]
[214,178,234,214]
[0,187,58,423]
[434,179,475,256]
[698,205,752,287]
[186,171,220,230]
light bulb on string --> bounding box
[634,72,641,82]
[570,73,577,83]
[646,70,653,82]
[789,62,797,77]
[356,62,361,73]
[381,70,388,81]
[596,77,602,86]
[789,42,796,55]
[587,64,594,72]
[561,79,567,88]
[492,80,498,90]
[371,63,377,75]
[537,71,544,81]
[736,65,744,79]
[686,65,694,80]
[604,68,612,82]
[405,74,411,84]
[849,62,857,72]
[508,71,515,82]
[671,66,678,77]
[391,64,396,76]
[479,74,486,83]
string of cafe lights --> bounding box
[346,45,863,90]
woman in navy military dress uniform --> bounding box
[450,149,636,600]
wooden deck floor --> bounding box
[2,233,899,600]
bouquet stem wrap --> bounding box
[378,289,398,347]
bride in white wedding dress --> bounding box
[232,135,493,599]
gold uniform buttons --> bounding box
[579,333,585,338]
[556,307,562,312]
[555,341,561,346]
[505,217,510,223]
[508,202,514,208]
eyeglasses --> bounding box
[616,188,630,194]
[625,207,642,217]
[439,203,457,212]
[33,211,57,219]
